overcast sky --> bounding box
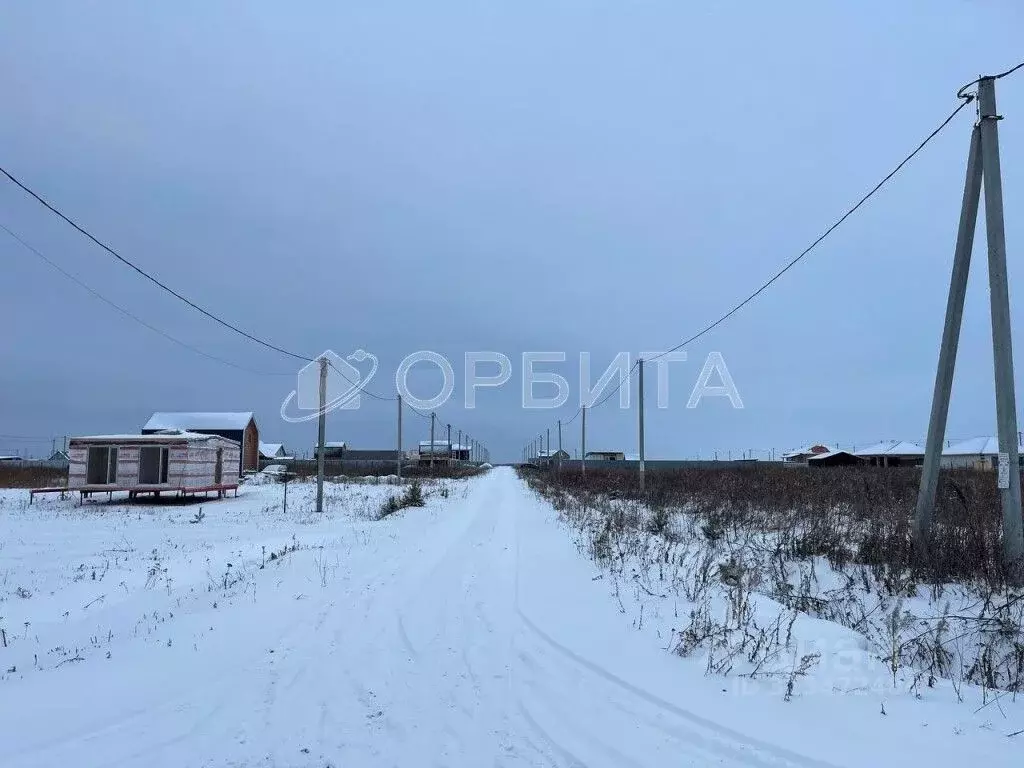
[2,1,1023,462]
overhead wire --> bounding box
[0,165,315,362]
[1,222,295,377]
[957,58,1024,100]
[647,95,976,363]
[325,359,397,402]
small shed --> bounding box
[807,450,864,468]
[67,431,240,500]
[143,412,258,473]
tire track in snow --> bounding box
[510,470,843,768]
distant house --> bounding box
[451,443,471,462]
[538,449,570,464]
[47,449,70,469]
[781,444,834,465]
[942,436,1024,470]
[807,450,864,468]
[143,412,258,473]
[259,442,287,460]
[68,431,240,500]
[418,440,451,460]
[314,441,347,460]
[584,450,626,461]
[855,440,925,467]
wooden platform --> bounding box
[30,484,239,504]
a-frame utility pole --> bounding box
[916,77,1023,582]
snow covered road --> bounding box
[1,468,1019,767]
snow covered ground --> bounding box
[0,468,1020,767]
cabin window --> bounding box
[139,446,170,484]
[86,446,118,485]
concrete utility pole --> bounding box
[581,406,587,476]
[917,126,982,539]
[979,76,1024,577]
[638,358,646,492]
[458,429,462,463]
[557,418,563,471]
[316,356,327,514]
[916,77,1024,581]
[447,424,452,467]
[429,412,436,469]
[397,394,403,481]
[546,428,550,458]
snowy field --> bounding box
[0,467,1021,767]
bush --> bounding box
[377,481,426,519]
[404,481,425,507]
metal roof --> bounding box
[854,440,925,457]
[71,431,235,444]
[144,412,254,431]
[943,435,1024,456]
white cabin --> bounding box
[68,431,241,500]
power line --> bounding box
[957,58,1024,99]
[325,359,397,402]
[589,361,640,411]
[1,222,294,377]
[0,165,314,362]
[648,95,975,362]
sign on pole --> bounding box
[998,452,1010,489]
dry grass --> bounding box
[0,465,67,489]
[534,464,1012,588]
